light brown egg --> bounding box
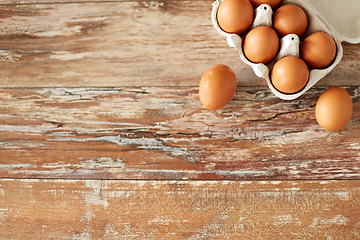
[273,4,308,37]
[243,26,279,64]
[199,64,237,110]
[249,0,281,9]
[271,56,309,94]
[217,0,254,35]
[315,87,353,131]
[300,32,337,69]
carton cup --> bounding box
[211,0,360,100]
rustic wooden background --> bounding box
[0,0,360,239]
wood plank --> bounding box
[0,179,359,239]
[0,1,252,87]
[0,2,359,87]
[1,86,360,180]
[0,0,165,4]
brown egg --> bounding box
[217,0,254,35]
[273,4,308,37]
[243,26,279,64]
[249,0,281,9]
[271,56,309,94]
[300,32,337,69]
[315,87,353,131]
[199,64,237,110]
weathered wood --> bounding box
[0,1,250,87]
[0,0,168,4]
[0,2,359,87]
[0,179,359,239]
[0,0,359,239]
[1,86,359,180]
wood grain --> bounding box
[1,0,360,238]
[0,0,154,4]
[0,2,359,87]
[0,179,359,239]
[0,1,250,87]
[1,86,359,180]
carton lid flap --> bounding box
[306,0,360,43]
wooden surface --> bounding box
[1,179,360,239]
[0,0,360,239]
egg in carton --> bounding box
[211,0,357,100]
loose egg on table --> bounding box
[199,64,237,110]
[315,87,353,131]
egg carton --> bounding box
[211,0,360,100]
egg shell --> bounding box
[271,56,309,94]
[300,32,337,69]
[211,0,349,100]
[249,0,281,9]
[243,26,279,64]
[199,64,237,110]
[273,4,308,37]
[217,0,254,35]
[315,87,353,131]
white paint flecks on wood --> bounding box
[0,2,359,87]
[0,1,360,239]
[84,180,108,208]
[0,87,360,180]
[0,179,360,239]
[0,1,255,88]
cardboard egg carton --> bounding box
[211,0,360,100]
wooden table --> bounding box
[0,0,360,239]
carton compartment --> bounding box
[211,0,343,100]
